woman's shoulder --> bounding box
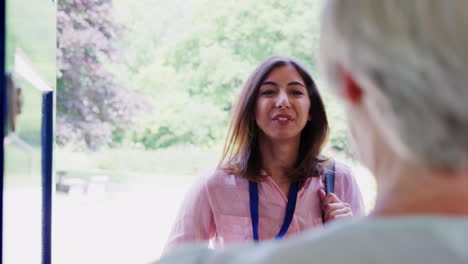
[198,167,248,190]
[334,159,353,175]
[319,157,353,177]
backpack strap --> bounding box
[322,161,336,223]
[325,160,336,195]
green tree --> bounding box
[57,0,150,150]
[109,0,351,155]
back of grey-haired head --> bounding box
[320,0,468,169]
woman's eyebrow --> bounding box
[261,81,305,87]
[261,81,278,86]
[288,81,305,87]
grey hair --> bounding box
[320,0,468,169]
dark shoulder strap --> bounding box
[325,160,335,195]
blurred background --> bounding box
[7,0,376,263]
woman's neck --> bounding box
[258,134,300,187]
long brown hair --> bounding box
[218,56,329,185]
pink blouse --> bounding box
[163,161,365,254]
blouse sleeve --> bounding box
[333,161,366,217]
[161,172,216,255]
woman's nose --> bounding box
[275,91,291,108]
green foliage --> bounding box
[57,0,151,150]
[109,0,347,151]
[132,91,228,149]
[57,0,351,154]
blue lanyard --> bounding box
[249,181,299,242]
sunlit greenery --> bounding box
[56,0,367,189]
[55,0,352,154]
[107,0,335,151]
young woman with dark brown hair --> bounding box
[163,56,364,254]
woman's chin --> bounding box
[264,133,301,142]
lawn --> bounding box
[56,145,223,184]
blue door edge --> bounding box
[42,91,53,264]
[1,0,7,263]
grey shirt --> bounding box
[155,216,468,264]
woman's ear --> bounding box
[340,68,363,105]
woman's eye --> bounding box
[291,90,304,95]
[261,90,275,95]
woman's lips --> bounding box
[272,114,293,125]
[275,119,291,125]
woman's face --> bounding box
[255,65,311,141]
